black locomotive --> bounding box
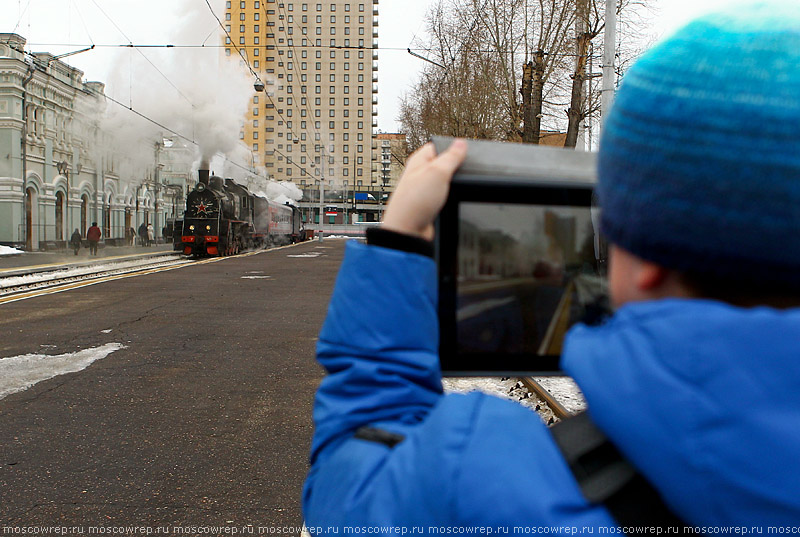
[180,169,305,256]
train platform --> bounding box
[0,242,179,277]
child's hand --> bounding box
[382,139,467,241]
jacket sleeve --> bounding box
[309,240,443,465]
[304,240,618,528]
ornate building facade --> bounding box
[0,33,193,250]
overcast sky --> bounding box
[4,0,733,136]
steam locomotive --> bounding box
[180,169,305,256]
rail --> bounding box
[0,254,189,302]
[520,377,571,420]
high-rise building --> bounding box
[224,0,378,210]
[373,132,407,191]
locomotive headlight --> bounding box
[206,225,211,231]
[189,225,195,231]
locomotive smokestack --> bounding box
[199,169,210,185]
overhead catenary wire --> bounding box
[4,12,285,188]
[20,42,603,60]
[87,0,196,110]
[12,0,34,35]
[203,0,263,85]
[71,0,96,47]
[201,0,318,180]
[86,83,272,185]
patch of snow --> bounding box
[0,343,126,400]
[0,246,24,256]
[0,255,186,289]
[443,377,541,413]
[443,376,586,422]
[241,275,272,279]
[533,376,586,414]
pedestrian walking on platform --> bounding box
[304,2,800,530]
[86,222,101,256]
[147,223,155,246]
[69,229,82,256]
[138,223,148,247]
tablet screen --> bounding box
[456,202,607,359]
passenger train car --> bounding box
[181,170,305,256]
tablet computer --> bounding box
[432,137,609,376]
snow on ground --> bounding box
[0,255,185,289]
[533,376,587,415]
[0,343,126,400]
[287,252,324,258]
[443,377,545,415]
[0,246,23,256]
[443,376,586,423]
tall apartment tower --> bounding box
[224,0,378,192]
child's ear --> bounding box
[635,261,670,292]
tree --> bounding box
[400,0,652,151]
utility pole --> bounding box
[601,0,617,128]
[154,140,161,239]
[318,178,325,232]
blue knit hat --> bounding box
[598,2,800,287]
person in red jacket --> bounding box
[86,222,101,256]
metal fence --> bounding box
[312,223,380,236]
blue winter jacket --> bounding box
[303,241,800,530]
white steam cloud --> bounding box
[82,0,302,202]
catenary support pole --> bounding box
[601,0,617,127]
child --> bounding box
[304,2,800,529]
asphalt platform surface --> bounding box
[0,239,349,530]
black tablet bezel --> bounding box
[432,137,598,377]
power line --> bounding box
[23,41,604,60]
[71,0,96,47]
[203,0,263,84]
[88,90,272,183]
[12,0,34,34]
[86,0,196,109]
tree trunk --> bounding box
[565,0,591,148]
[531,49,545,145]
[521,49,546,144]
[521,61,534,142]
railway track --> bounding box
[0,241,312,306]
[0,254,193,304]
[520,377,572,420]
